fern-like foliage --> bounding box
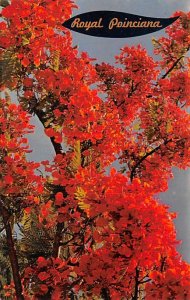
[19,212,55,263]
[0,0,9,8]
[0,48,21,89]
[70,140,81,173]
[51,50,60,72]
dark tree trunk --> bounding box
[0,204,24,300]
[132,268,140,300]
[34,107,65,259]
[101,288,111,300]
[52,222,64,258]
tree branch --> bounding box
[32,105,66,258]
[130,140,170,182]
[0,200,24,300]
[34,107,63,155]
[161,55,185,80]
[52,222,64,258]
[101,288,111,300]
[160,256,167,273]
[132,267,140,300]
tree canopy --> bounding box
[0,1,190,299]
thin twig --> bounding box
[130,140,171,182]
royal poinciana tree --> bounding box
[0,0,190,299]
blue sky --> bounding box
[73,0,189,61]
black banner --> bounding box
[62,11,179,38]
